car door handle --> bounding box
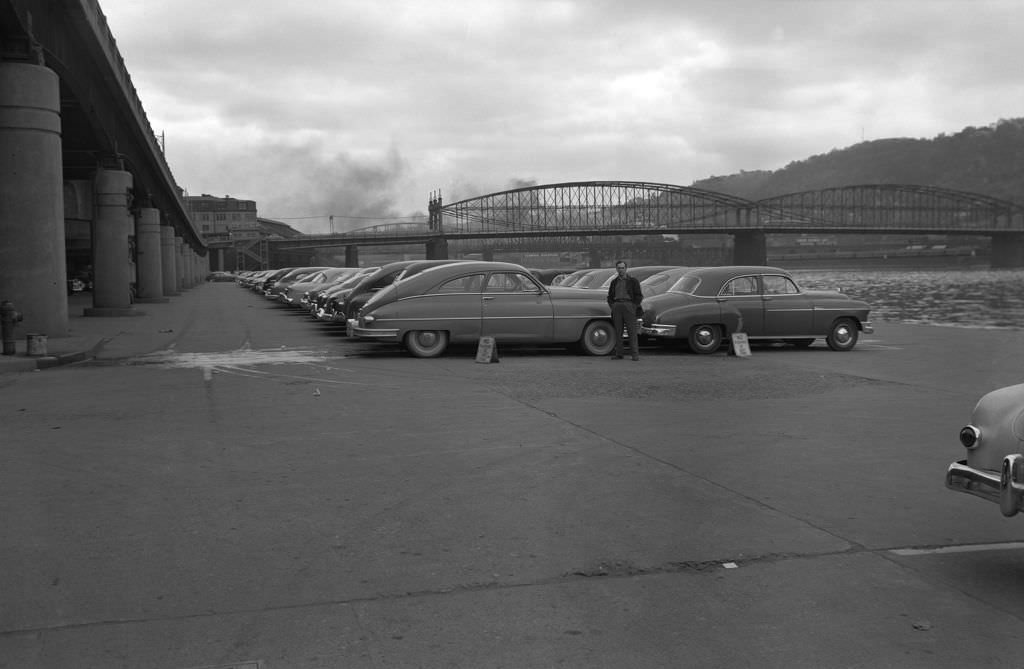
[483,296,496,301]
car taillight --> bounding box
[959,425,981,449]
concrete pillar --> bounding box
[134,206,167,302]
[991,232,1024,268]
[160,226,179,295]
[0,62,69,335]
[183,249,191,288]
[175,237,185,290]
[183,246,194,288]
[732,231,767,265]
[345,245,359,267]
[426,238,448,260]
[86,167,138,316]
[215,248,225,272]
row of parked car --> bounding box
[233,259,876,360]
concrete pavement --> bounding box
[0,290,200,373]
[4,282,1024,667]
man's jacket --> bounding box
[606,275,643,308]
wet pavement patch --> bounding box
[178,663,264,669]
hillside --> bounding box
[691,117,1024,205]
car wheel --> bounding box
[579,320,616,356]
[826,318,858,351]
[405,330,449,358]
[688,324,722,354]
[791,338,815,348]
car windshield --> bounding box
[667,275,701,295]
[640,272,676,296]
[559,271,591,287]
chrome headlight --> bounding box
[959,425,981,449]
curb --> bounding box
[0,338,108,373]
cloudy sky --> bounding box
[99,0,1021,234]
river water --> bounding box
[790,268,1024,330]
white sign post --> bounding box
[730,332,751,358]
[475,336,499,363]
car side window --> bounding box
[720,276,759,296]
[762,275,800,295]
[436,274,484,293]
[485,272,541,294]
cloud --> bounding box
[99,0,1024,230]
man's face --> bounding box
[616,263,627,276]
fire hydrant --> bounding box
[1,300,24,356]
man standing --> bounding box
[606,260,643,360]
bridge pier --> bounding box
[133,204,167,302]
[426,238,449,260]
[732,231,767,265]
[0,61,69,335]
[175,237,186,290]
[85,167,140,316]
[161,225,180,296]
[991,232,1024,268]
[345,245,360,267]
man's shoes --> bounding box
[611,354,623,360]
[631,355,639,361]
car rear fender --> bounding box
[659,301,740,338]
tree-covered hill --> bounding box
[691,118,1024,205]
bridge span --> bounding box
[1,0,207,337]
[270,181,1024,268]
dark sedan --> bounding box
[640,265,873,353]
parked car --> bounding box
[639,267,695,297]
[946,383,1024,516]
[351,261,619,358]
[595,265,683,290]
[574,268,618,289]
[528,268,573,285]
[283,267,354,307]
[257,267,296,294]
[206,271,235,282]
[266,267,331,301]
[558,268,599,287]
[314,267,380,321]
[342,260,471,329]
[640,265,873,353]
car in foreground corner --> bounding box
[639,265,873,353]
[946,383,1024,517]
[351,261,619,358]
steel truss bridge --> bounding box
[270,182,1024,268]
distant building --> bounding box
[185,194,259,241]
[255,217,304,239]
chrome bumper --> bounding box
[351,326,399,341]
[641,323,677,337]
[861,321,874,334]
[946,454,1024,517]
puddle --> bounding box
[129,346,334,369]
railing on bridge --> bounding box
[438,181,757,237]
[757,185,1024,233]
[270,183,1024,258]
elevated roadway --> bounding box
[1,0,207,337]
